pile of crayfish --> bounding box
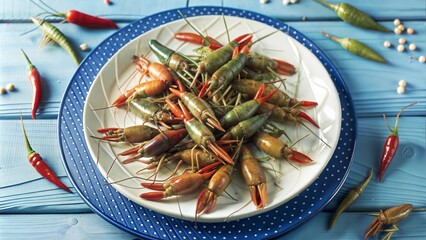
[92,26,325,219]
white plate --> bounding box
[83,15,341,222]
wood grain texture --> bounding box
[0,1,425,239]
[1,118,424,212]
[0,0,187,21]
[1,21,424,119]
[3,0,424,21]
[1,212,425,240]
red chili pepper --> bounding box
[21,49,42,120]
[20,113,71,193]
[378,102,417,182]
[61,10,119,29]
[32,1,118,29]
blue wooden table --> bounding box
[1,1,425,239]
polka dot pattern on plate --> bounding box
[58,7,356,240]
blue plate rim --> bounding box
[58,6,357,240]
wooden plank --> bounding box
[2,0,424,21]
[0,212,425,240]
[1,21,424,119]
[1,117,424,212]
[220,0,426,20]
[0,0,187,21]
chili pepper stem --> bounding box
[21,49,35,71]
[315,0,338,12]
[386,102,419,136]
[20,112,35,156]
[321,32,349,49]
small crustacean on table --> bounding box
[174,32,223,50]
[220,82,278,129]
[232,79,318,108]
[253,131,313,164]
[239,144,268,209]
[149,39,190,72]
[219,83,277,130]
[219,112,272,141]
[128,98,182,128]
[196,163,235,215]
[329,169,373,229]
[163,148,217,172]
[166,99,234,165]
[363,204,413,240]
[202,46,249,95]
[195,141,242,215]
[93,125,159,144]
[245,51,296,76]
[192,33,253,84]
[133,55,174,84]
[112,79,170,107]
[139,162,221,201]
[169,86,225,132]
[257,102,319,128]
[118,128,187,164]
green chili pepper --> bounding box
[329,169,373,229]
[315,0,390,32]
[321,32,386,63]
[31,17,80,64]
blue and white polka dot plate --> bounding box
[58,7,356,239]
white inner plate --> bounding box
[83,15,341,222]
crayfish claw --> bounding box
[300,100,318,107]
[207,117,225,132]
[207,141,234,165]
[139,191,166,201]
[249,182,268,209]
[298,111,319,128]
[196,188,218,214]
[288,149,313,164]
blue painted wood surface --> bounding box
[0,0,425,239]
